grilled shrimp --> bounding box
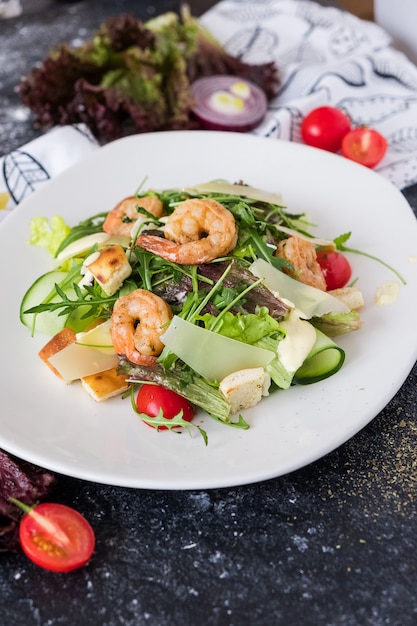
[111,289,173,366]
[135,198,238,264]
[103,195,164,238]
[274,236,327,290]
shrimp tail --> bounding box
[110,288,173,365]
[136,198,237,264]
[125,352,158,367]
[135,235,181,262]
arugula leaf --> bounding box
[333,231,352,249]
[25,280,117,320]
[334,231,406,284]
[131,395,208,445]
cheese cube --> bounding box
[81,367,129,402]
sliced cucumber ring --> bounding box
[20,271,70,336]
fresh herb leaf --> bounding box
[334,231,406,284]
[333,231,352,249]
[19,10,280,142]
[25,281,117,320]
[130,394,208,445]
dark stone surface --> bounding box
[1,2,417,625]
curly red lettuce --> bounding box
[18,9,280,141]
[0,450,57,552]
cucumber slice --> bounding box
[65,305,98,334]
[20,270,71,336]
[293,329,345,384]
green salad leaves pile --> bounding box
[22,180,363,440]
[18,8,280,141]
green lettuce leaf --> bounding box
[199,308,285,345]
[19,11,279,142]
[29,216,71,256]
[311,311,362,336]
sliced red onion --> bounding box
[191,75,268,132]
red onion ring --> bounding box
[191,75,268,132]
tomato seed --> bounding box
[32,534,67,558]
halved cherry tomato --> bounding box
[136,384,194,430]
[301,106,351,153]
[15,500,95,572]
[316,249,352,291]
[341,127,387,168]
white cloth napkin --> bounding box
[201,0,417,188]
[2,0,417,223]
[0,124,100,221]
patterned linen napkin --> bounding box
[0,124,99,221]
[2,0,417,223]
[200,0,417,189]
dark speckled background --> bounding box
[1,2,417,625]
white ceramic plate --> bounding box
[1,130,417,489]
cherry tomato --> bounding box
[316,249,352,291]
[341,127,387,168]
[301,106,351,153]
[16,501,95,572]
[136,384,194,430]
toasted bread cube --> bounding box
[329,286,364,310]
[219,367,267,415]
[85,245,132,296]
[38,327,76,383]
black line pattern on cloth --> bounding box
[295,3,374,63]
[274,60,366,103]
[378,127,417,185]
[252,105,306,141]
[226,27,278,61]
[370,57,417,91]
[293,2,339,62]
[338,94,417,126]
[72,123,99,146]
[378,153,417,187]
[263,120,279,137]
[199,0,417,189]
[387,127,417,153]
[2,150,50,205]
[273,107,304,142]
[214,0,281,23]
[328,24,369,57]
[295,0,338,30]
[278,41,325,66]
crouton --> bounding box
[219,367,267,415]
[85,244,132,296]
[38,327,76,382]
[329,286,364,310]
